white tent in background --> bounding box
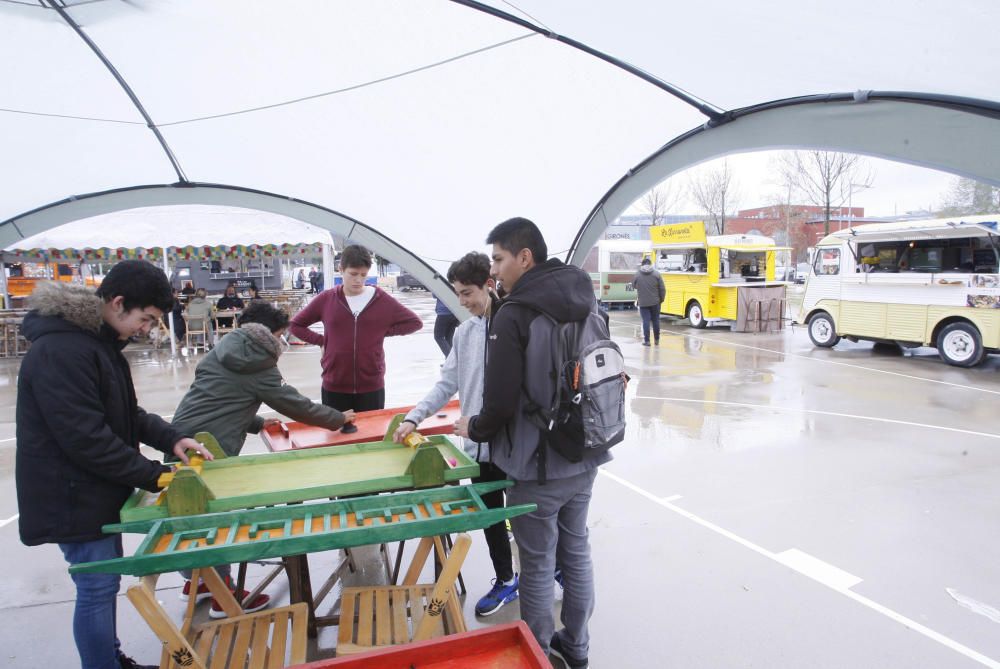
[1,0,999,312]
[6,205,335,250]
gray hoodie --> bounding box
[171,322,346,456]
[404,309,490,462]
[633,264,666,308]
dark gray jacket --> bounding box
[633,265,666,308]
[172,323,346,456]
[468,259,612,481]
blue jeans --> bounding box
[58,535,124,669]
[639,305,660,343]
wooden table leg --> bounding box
[283,554,317,638]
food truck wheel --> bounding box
[807,312,840,347]
[686,301,707,329]
[937,322,984,367]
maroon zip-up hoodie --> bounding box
[289,286,422,394]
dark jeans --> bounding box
[321,387,385,412]
[433,313,460,357]
[58,535,124,669]
[639,305,660,343]
[473,461,515,582]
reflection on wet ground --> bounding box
[1,293,999,667]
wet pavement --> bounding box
[1,291,999,668]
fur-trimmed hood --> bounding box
[21,282,106,343]
[215,322,283,373]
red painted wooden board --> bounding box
[262,399,461,452]
[287,622,549,668]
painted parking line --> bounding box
[599,468,1000,668]
[631,394,1000,440]
[608,318,1000,396]
[0,514,18,529]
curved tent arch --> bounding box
[0,183,462,312]
[568,92,1000,266]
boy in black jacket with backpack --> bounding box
[456,218,608,669]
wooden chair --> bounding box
[336,533,471,656]
[214,310,241,340]
[127,566,308,669]
[184,315,211,353]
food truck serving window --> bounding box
[815,248,841,276]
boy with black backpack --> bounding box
[457,218,625,669]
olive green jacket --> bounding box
[171,323,346,456]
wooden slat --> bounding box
[201,566,243,618]
[126,581,207,669]
[356,589,374,647]
[247,615,271,669]
[192,627,216,666]
[288,603,308,665]
[337,590,357,647]
[412,534,470,642]
[267,609,289,669]
[374,588,391,646]
[390,588,408,646]
[228,619,254,669]
[208,624,235,669]
[408,587,425,637]
[402,536,434,585]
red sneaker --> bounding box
[209,586,271,619]
[178,579,211,603]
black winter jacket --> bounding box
[15,283,182,546]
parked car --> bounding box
[396,272,427,291]
[794,262,811,284]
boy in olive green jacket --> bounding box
[171,301,354,616]
[172,301,354,456]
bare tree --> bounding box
[937,177,1000,216]
[641,183,681,226]
[688,161,739,234]
[776,151,873,236]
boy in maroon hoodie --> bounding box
[289,245,422,415]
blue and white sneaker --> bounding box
[475,574,519,616]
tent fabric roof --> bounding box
[6,206,334,250]
[2,0,999,288]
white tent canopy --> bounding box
[2,0,998,306]
[5,205,334,250]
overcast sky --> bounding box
[631,151,958,220]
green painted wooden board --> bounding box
[74,482,534,576]
[120,435,478,523]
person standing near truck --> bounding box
[633,257,665,346]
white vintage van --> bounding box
[797,215,1000,367]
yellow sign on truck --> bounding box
[650,221,789,331]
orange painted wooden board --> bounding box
[262,399,461,452]
[286,622,549,668]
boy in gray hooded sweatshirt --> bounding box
[393,252,518,617]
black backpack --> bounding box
[524,310,628,481]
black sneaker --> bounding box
[549,632,588,669]
[118,652,157,669]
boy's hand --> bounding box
[342,410,356,424]
[392,420,415,443]
[172,437,215,464]
[454,416,471,438]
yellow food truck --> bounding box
[650,221,789,331]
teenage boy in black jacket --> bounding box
[456,218,607,669]
[15,260,214,669]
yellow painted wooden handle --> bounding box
[156,453,206,488]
